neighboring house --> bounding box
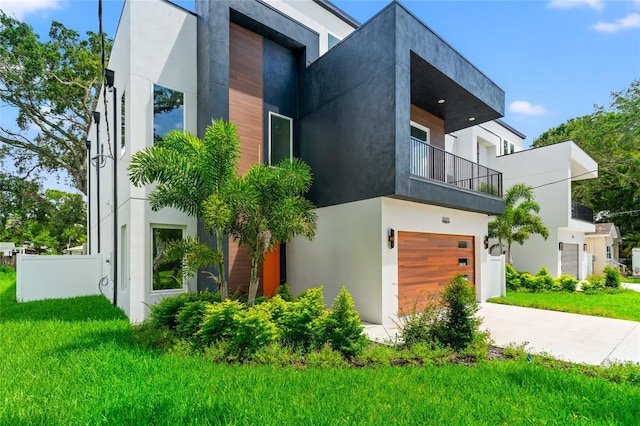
[486,141,598,280]
[585,223,623,275]
[88,0,508,325]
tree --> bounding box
[532,80,640,235]
[0,12,109,194]
[219,159,317,306]
[621,232,640,259]
[128,120,240,299]
[488,183,549,263]
[0,185,86,253]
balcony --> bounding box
[410,137,503,197]
[571,201,594,223]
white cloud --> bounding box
[0,0,63,20]
[509,101,547,116]
[592,13,640,32]
[548,0,604,11]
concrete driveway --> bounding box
[479,303,640,365]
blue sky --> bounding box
[1,0,639,191]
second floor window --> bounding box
[269,112,293,165]
[153,84,184,143]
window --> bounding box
[458,240,470,249]
[510,143,515,154]
[153,84,184,143]
[503,140,508,155]
[606,245,612,260]
[120,91,126,151]
[410,122,430,176]
[152,227,183,291]
[269,112,293,165]
[328,33,341,50]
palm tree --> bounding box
[488,183,549,264]
[128,119,240,299]
[621,231,640,258]
[214,158,317,306]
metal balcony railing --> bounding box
[571,201,594,223]
[410,137,503,197]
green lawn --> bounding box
[488,289,640,322]
[2,268,640,425]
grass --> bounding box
[622,277,640,284]
[2,267,640,424]
[488,289,640,322]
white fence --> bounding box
[16,254,103,302]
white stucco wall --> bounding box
[264,0,357,54]
[288,197,491,325]
[88,0,198,323]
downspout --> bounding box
[92,111,101,254]
[105,68,118,308]
[85,139,91,254]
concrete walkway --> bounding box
[363,303,640,366]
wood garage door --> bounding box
[398,232,474,315]
[561,243,579,278]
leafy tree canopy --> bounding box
[532,80,640,235]
[0,12,110,195]
[0,181,86,253]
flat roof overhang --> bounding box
[411,53,504,133]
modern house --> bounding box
[585,223,623,275]
[87,0,508,325]
[486,140,598,279]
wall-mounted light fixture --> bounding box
[105,68,115,88]
[92,111,100,124]
[85,139,91,150]
[388,228,395,249]
[484,235,489,250]
[583,244,588,251]
[559,242,564,251]
[442,217,450,224]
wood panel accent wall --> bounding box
[410,104,445,149]
[228,23,264,294]
[398,232,474,315]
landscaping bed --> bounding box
[2,267,640,424]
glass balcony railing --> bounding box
[410,137,503,197]
[571,201,594,223]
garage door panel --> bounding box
[398,231,475,316]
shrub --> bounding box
[505,263,521,290]
[520,273,544,292]
[278,287,325,351]
[321,286,368,358]
[198,299,244,346]
[603,266,621,289]
[249,344,304,368]
[0,264,14,274]
[399,297,439,348]
[149,291,220,330]
[306,344,350,368]
[175,301,209,341]
[432,274,480,351]
[231,304,278,357]
[555,274,578,292]
[276,283,293,302]
[536,267,554,290]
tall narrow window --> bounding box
[269,112,293,165]
[606,245,612,260]
[410,122,429,177]
[509,143,515,154]
[151,227,183,291]
[153,84,184,143]
[503,140,509,155]
[120,91,126,151]
[328,33,340,50]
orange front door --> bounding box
[262,246,280,297]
